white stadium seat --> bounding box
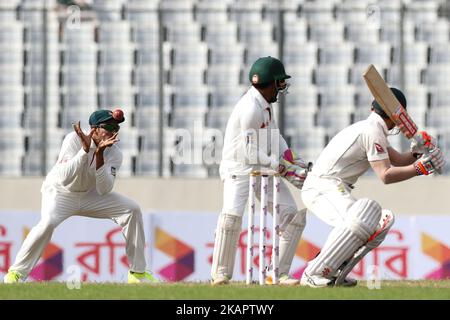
[284,43,318,66]
[314,65,350,87]
[204,22,239,46]
[309,22,345,44]
[318,43,355,65]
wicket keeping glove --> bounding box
[278,149,310,189]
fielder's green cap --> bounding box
[249,56,291,85]
[89,109,125,126]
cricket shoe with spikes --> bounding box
[301,272,357,288]
[127,271,160,284]
[265,274,300,286]
[3,270,24,284]
[300,272,333,288]
[211,275,230,286]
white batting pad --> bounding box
[335,209,395,285]
[278,209,306,275]
[211,214,242,280]
[366,209,395,249]
[306,199,381,278]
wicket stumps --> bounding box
[246,170,280,285]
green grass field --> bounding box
[0,281,449,300]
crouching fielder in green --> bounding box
[4,109,157,284]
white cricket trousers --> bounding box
[301,175,357,227]
[10,186,147,277]
[222,174,299,222]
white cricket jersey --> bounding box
[311,112,390,185]
[42,132,123,194]
[219,86,288,178]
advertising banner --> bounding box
[0,211,448,282]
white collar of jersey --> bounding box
[249,86,271,110]
[368,112,389,136]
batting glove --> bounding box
[410,131,437,158]
[414,147,445,175]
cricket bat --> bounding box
[363,64,418,139]
[363,64,441,173]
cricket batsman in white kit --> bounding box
[4,109,158,284]
[300,88,445,287]
[211,56,310,285]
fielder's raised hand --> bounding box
[73,121,94,153]
[96,132,119,154]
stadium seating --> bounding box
[2,0,450,177]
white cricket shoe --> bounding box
[211,275,230,286]
[300,272,333,288]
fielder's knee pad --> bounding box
[345,198,382,242]
[39,217,59,231]
[130,202,142,215]
[280,208,306,239]
[279,209,307,275]
[218,213,242,231]
[366,209,395,249]
[278,206,299,232]
[211,214,242,280]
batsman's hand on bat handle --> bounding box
[410,131,442,174]
[73,121,94,153]
[414,147,445,176]
[410,131,437,157]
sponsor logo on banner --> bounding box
[350,229,409,279]
[24,227,64,281]
[421,233,450,279]
[155,227,194,282]
[75,227,129,281]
